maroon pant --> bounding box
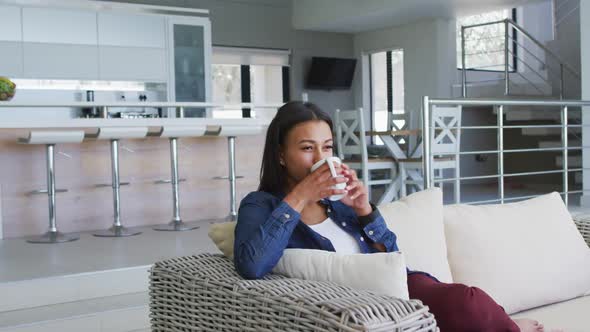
[408,274,519,332]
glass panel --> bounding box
[250,65,282,121]
[173,24,205,117]
[371,51,387,140]
[457,9,513,71]
[212,64,242,118]
[370,50,405,145]
[390,49,405,131]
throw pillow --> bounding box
[378,187,453,283]
[208,222,236,259]
[444,192,590,314]
[273,249,409,299]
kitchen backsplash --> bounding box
[0,81,168,121]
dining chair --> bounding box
[398,105,462,203]
[335,108,397,204]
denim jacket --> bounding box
[234,190,432,280]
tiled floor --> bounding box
[0,221,219,283]
[2,183,588,283]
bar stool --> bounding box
[215,125,263,222]
[18,131,85,243]
[153,126,206,231]
[88,127,148,237]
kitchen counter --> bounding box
[0,101,278,131]
[0,117,264,131]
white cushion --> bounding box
[378,187,453,283]
[273,249,409,299]
[444,192,590,314]
[208,222,236,259]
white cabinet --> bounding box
[0,4,212,85]
[98,13,165,48]
[23,43,98,79]
[0,5,22,41]
[22,7,97,45]
[97,13,167,81]
[168,16,212,117]
[99,46,167,81]
[0,42,23,77]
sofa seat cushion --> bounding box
[510,295,590,332]
[444,192,590,314]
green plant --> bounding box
[0,77,16,101]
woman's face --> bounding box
[281,120,334,187]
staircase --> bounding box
[460,5,582,185]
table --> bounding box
[363,129,422,202]
[364,129,421,159]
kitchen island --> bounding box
[0,101,276,239]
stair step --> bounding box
[505,110,581,122]
[556,155,582,167]
[538,139,582,149]
[0,265,150,313]
[575,172,582,184]
[521,127,581,136]
[0,292,149,332]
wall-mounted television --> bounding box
[306,57,357,90]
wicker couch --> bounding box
[149,253,438,331]
[148,215,590,331]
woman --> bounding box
[234,101,547,332]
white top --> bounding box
[309,217,361,255]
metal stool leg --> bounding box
[209,136,239,224]
[27,144,79,243]
[94,139,141,237]
[227,136,237,221]
[154,137,199,231]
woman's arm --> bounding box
[235,166,348,279]
[357,204,399,253]
[339,164,399,253]
[233,193,300,279]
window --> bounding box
[211,47,290,119]
[212,65,241,118]
[457,9,517,71]
[369,49,405,144]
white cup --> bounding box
[310,156,347,201]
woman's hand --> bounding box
[284,163,348,212]
[339,164,372,216]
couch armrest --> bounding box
[149,253,437,331]
[574,216,590,248]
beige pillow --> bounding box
[378,187,453,283]
[209,224,409,299]
[273,249,409,299]
[444,192,590,314]
[208,222,236,259]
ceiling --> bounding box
[292,0,545,33]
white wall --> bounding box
[101,0,356,116]
[353,18,456,130]
[549,0,581,99]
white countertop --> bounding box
[0,118,266,135]
[0,102,278,132]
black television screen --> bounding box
[306,57,357,90]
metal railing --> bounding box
[460,18,580,99]
[422,96,589,206]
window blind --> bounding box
[212,46,290,66]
